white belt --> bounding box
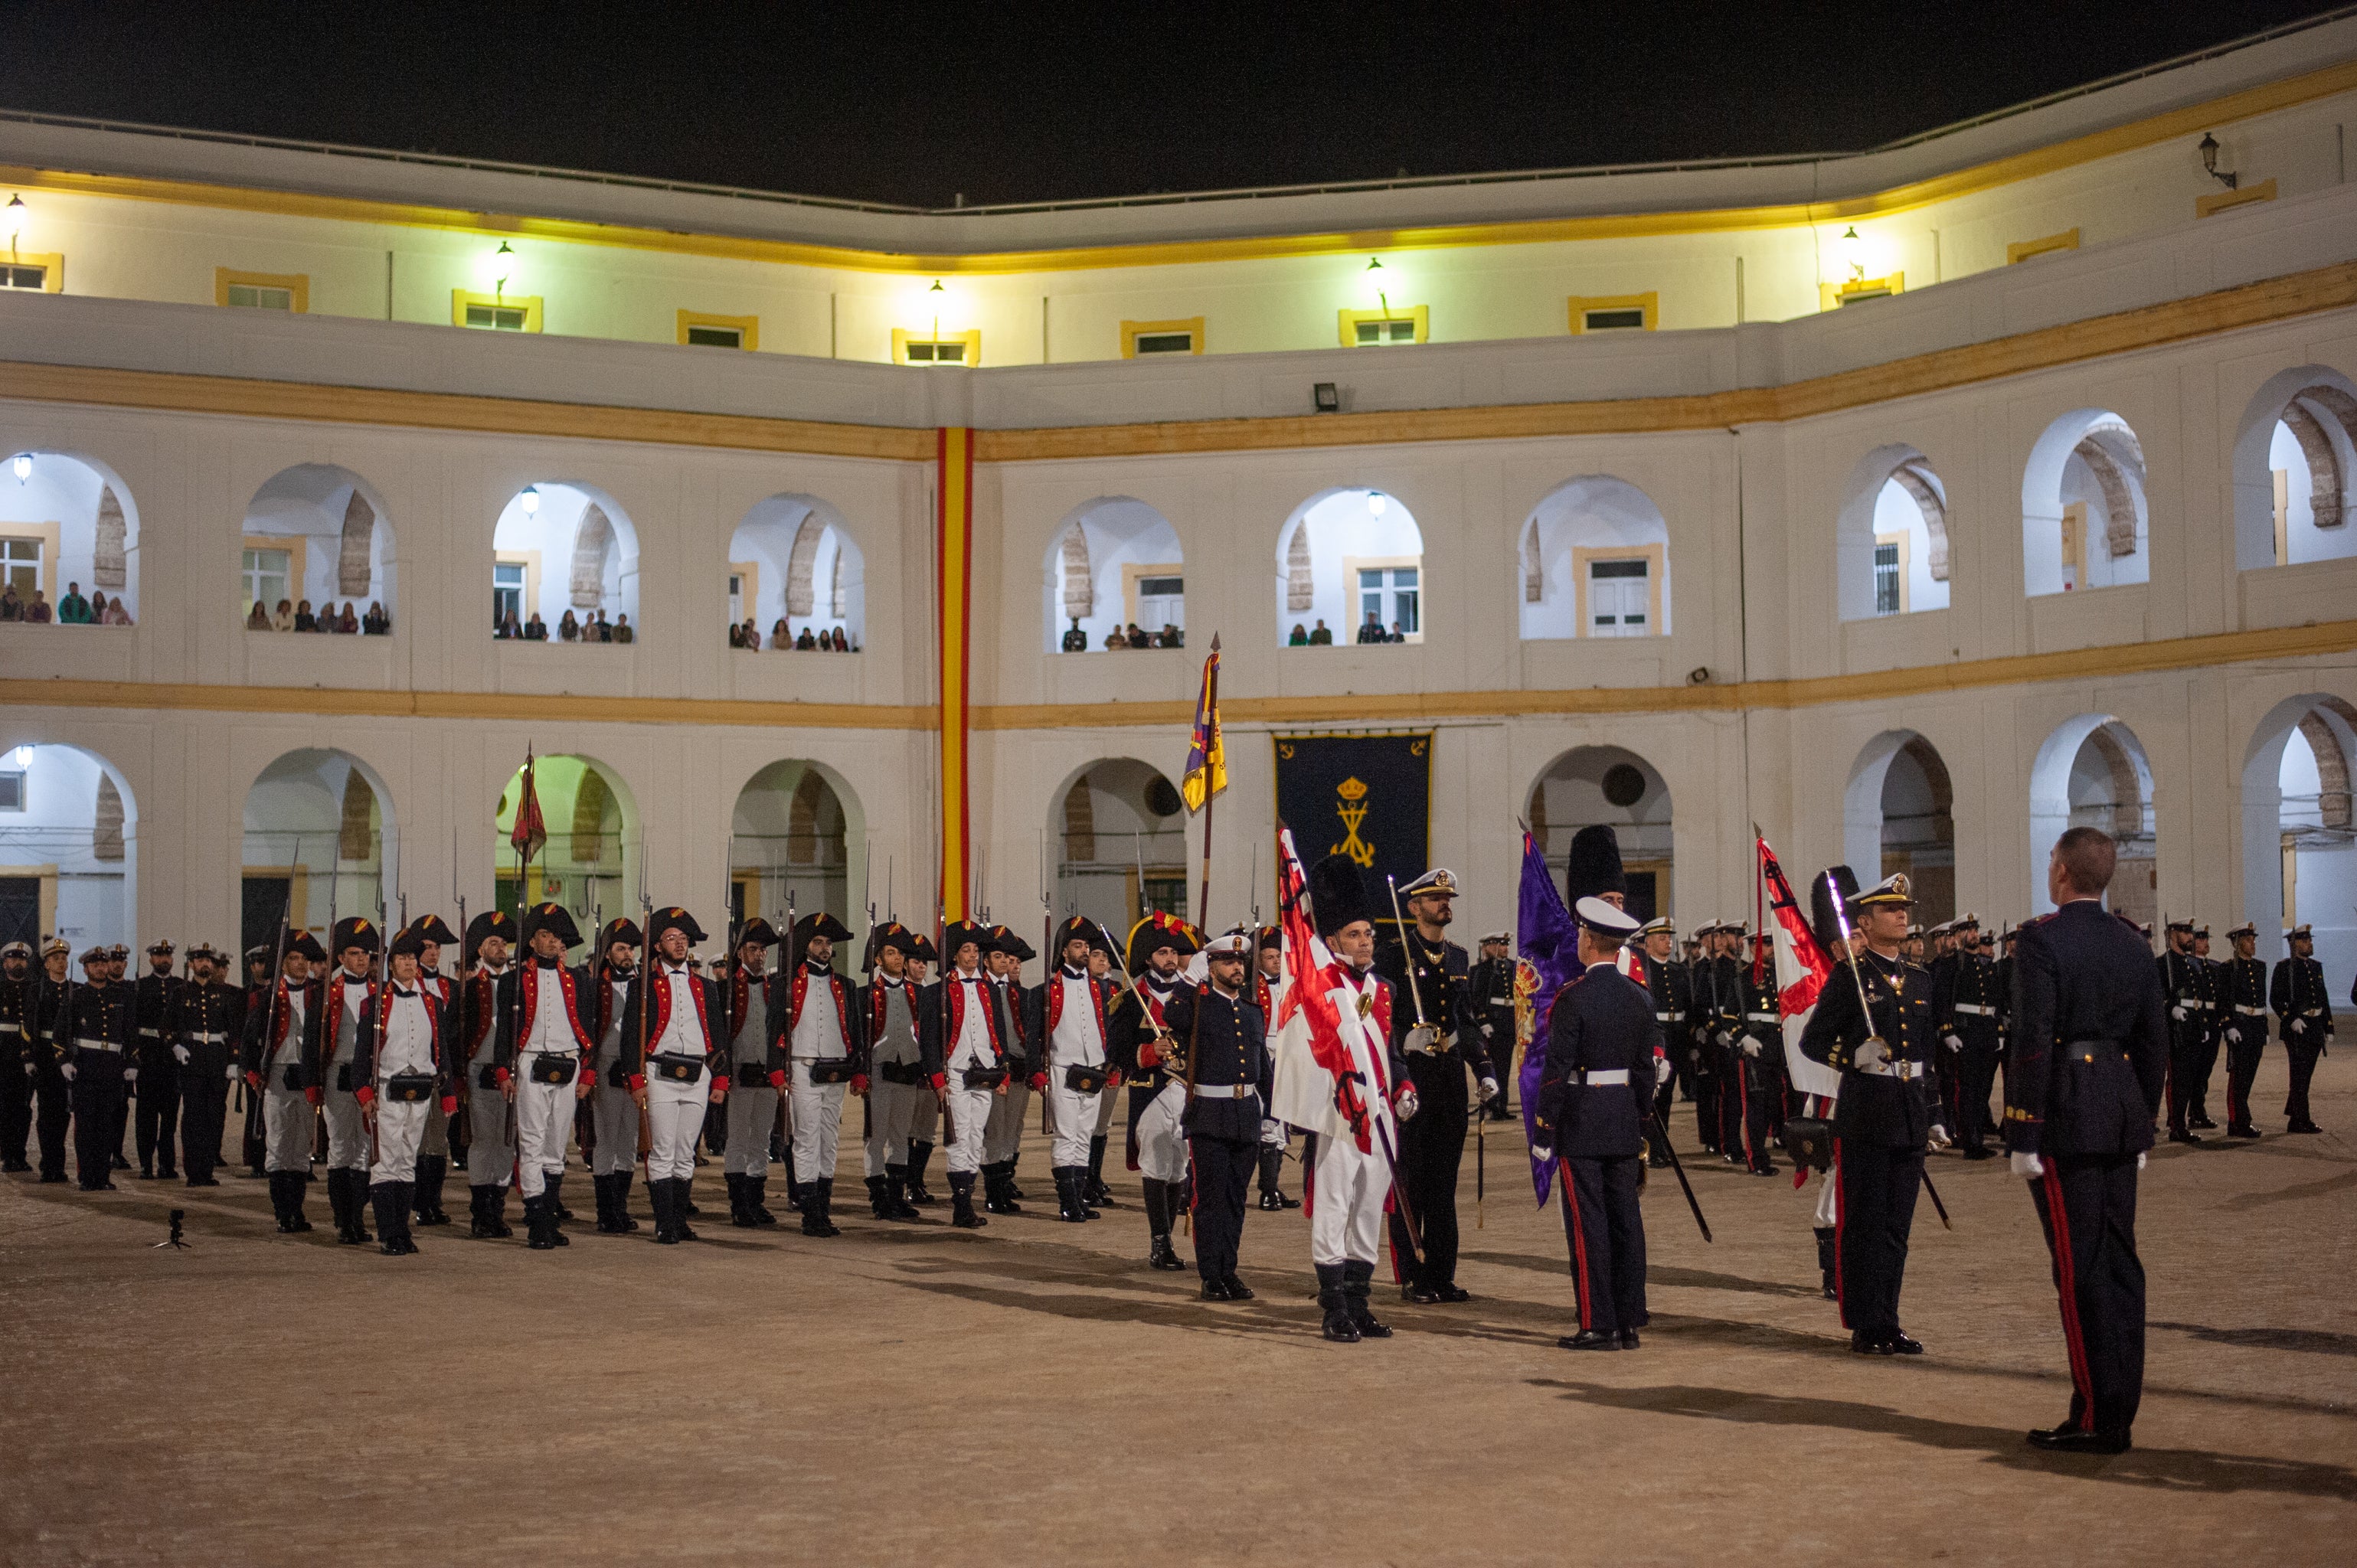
[1654,1011,1678,1022]
[1952,1003,1993,1016]
[138,1026,161,1037]
[534,1048,580,1058]
[188,1031,229,1044]
[0,1021,17,1034]
[2234,1004,2266,1016]
[1489,996,1511,1007]
[76,1038,125,1053]
[1190,1083,1259,1099]
[1574,1069,1631,1086]
[1745,1012,1780,1024]
[2297,1008,2324,1017]
[1855,1058,1923,1080]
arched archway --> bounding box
[2232,366,2357,569]
[2028,717,2156,921]
[1837,445,1950,621]
[493,755,637,925]
[0,449,140,622]
[727,495,865,652]
[1274,488,1425,647]
[1518,477,1672,640]
[0,740,136,951]
[240,464,396,633]
[731,760,866,932]
[491,482,640,640]
[1525,745,1672,922]
[2022,411,2150,596]
[1042,496,1185,653]
[2243,693,2357,971]
[242,749,397,956]
[1049,757,1187,933]
[1845,731,1954,924]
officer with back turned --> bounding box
[2004,825,2169,1455]
[2272,925,2333,1135]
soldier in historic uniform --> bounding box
[857,921,933,1220]
[580,916,643,1234]
[2217,922,2270,1138]
[1109,912,1201,1269]
[240,929,325,1231]
[1253,927,1298,1208]
[1162,927,1270,1300]
[1798,874,1950,1356]
[132,939,182,1179]
[238,943,274,1178]
[981,925,1040,1215]
[1529,896,1658,1349]
[2005,825,2170,1455]
[717,917,785,1228]
[2156,918,2215,1144]
[311,916,383,1246]
[355,925,456,1256]
[1084,936,1125,1209]
[1636,918,1688,1165]
[400,915,461,1227]
[63,945,136,1190]
[0,940,36,1171]
[498,903,594,1250]
[449,910,520,1235]
[901,933,946,1206]
[925,920,1014,1230]
[780,911,862,1236]
[168,942,243,1186]
[1030,915,1120,1223]
[621,906,724,1244]
[2272,923,2333,1134]
[29,939,76,1183]
[1376,867,1497,1304]
[1685,920,1728,1153]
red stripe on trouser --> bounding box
[1830,1138,1849,1329]
[1562,1157,1594,1331]
[2041,1164,2094,1419]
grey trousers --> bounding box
[864,1075,927,1176]
[466,1066,514,1187]
[263,1084,313,1173]
[724,1082,779,1176]
[984,1076,1032,1163]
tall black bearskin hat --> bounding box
[1051,916,1114,962]
[862,920,917,970]
[1309,854,1376,942]
[329,916,381,958]
[1809,865,1861,956]
[1125,910,1203,976]
[1564,825,1627,906]
[464,910,515,962]
[942,921,992,969]
[404,913,460,949]
[519,902,583,952]
[988,924,1036,965]
[646,906,708,948]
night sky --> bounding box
[0,1,2336,208]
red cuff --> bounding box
[851,1073,870,1094]
[492,1067,511,1087]
[712,1074,731,1091]
[303,1086,322,1106]
[626,1073,646,1092]
[439,1095,458,1115]
[930,1072,948,1090]
[1139,1044,1160,1069]
[354,1086,374,1106]
[244,1070,263,1090]
[768,1069,787,1089]
[1028,1072,1048,1092]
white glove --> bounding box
[123,1067,137,1086]
[226,1063,240,1080]
[60,1061,76,1082]
[2290,1019,2306,1037]
[21,1061,32,1079]
[1713,1030,1732,1048]
[172,1044,191,1065]
[1530,1143,1554,1165]
[2225,1027,2243,1046]
[1852,1036,1889,1073]
[1394,1087,1420,1122]
[1740,1037,1761,1058]
[1943,1032,1963,1054]
[2170,1005,2185,1023]
[1478,1076,1499,1102]
[1404,1023,1440,1054]
[2008,1151,2044,1180]
[1928,1124,1951,1150]
[2136,1152,2146,1171]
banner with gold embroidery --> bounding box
[1270,732,1432,891]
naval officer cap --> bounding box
[1399,868,1460,900]
[2165,917,2195,934]
[1574,896,1643,942]
[2225,921,2257,941]
[1848,873,1917,910]
[2286,923,2314,940]
[1201,926,1254,956]
[0,939,31,962]
[185,941,227,963]
[145,939,175,957]
[1636,917,1674,938]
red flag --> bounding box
[1757,834,1831,1019]
[509,750,548,862]
[1273,828,1368,1150]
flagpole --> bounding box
[1195,632,1220,934]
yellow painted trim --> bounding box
[2006,228,2080,264]
[1339,305,1428,346]
[0,520,63,603]
[3,60,2354,275]
[9,616,2357,730]
[0,251,63,292]
[239,533,309,615]
[677,309,759,350]
[0,864,62,945]
[1820,271,1905,311]
[1872,529,1914,614]
[214,267,309,312]
[494,549,542,626]
[727,559,760,627]
[1568,293,1658,333]
[2197,177,2277,217]
[1571,542,1665,635]
[451,289,544,332]
[1119,560,1184,629]
[891,328,980,367]
[1120,317,1206,358]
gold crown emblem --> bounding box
[1890,874,1911,897]
[1337,776,1368,802]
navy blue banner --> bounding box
[1272,732,1432,892]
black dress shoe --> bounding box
[2028,1426,2130,1455]
[1437,1285,1470,1303]
[1221,1275,1256,1301]
[2289,1122,2323,1135]
[1402,1283,1443,1305]
[1618,1328,1641,1349]
[1961,1146,1996,1160]
[1558,1329,1620,1351]
[1199,1278,1234,1302]
[1888,1332,1924,1355]
[2189,1115,2217,1130]
[2167,1130,2201,1145]
[1851,1333,1897,1356]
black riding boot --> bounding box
[1257,1145,1298,1209]
[1814,1226,1838,1300]
[950,1170,986,1228]
[413,1155,448,1224]
[747,1174,777,1227]
[1086,1135,1116,1206]
[612,1171,641,1232]
[669,1178,701,1240]
[372,1182,407,1255]
[1005,1152,1027,1201]
[884,1162,920,1218]
[867,1174,893,1219]
[273,1170,312,1233]
[649,1178,678,1244]
[907,1141,941,1205]
[543,1175,572,1244]
[806,1177,841,1236]
[984,1160,1022,1216]
[727,1172,755,1227]
[1342,1261,1392,1338]
[1052,1166,1086,1223]
[1318,1262,1360,1342]
[1143,1178,1187,1270]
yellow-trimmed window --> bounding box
[2006,229,2079,265]
[893,328,980,366]
[1121,318,1205,358]
[1820,273,1904,311]
[453,289,544,332]
[1568,293,1657,333]
[1339,305,1427,347]
[0,253,62,292]
[216,268,309,312]
[679,310,758,350]
[1573,544,1664,636]
[1,523,60,603]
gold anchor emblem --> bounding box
[1332,776,1375,867]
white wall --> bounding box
[1274,488,1425,645]
[728,495,865,646]
[1044,498,1184,653]
[1518,477,1672,640]
[0,450,137,617]
[0,743,132,949]
[492,482,640,631]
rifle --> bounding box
[636,887,655,1183]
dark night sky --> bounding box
[0,1,2338,208]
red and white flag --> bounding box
[1757,832,1841,1102]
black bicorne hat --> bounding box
[1051,916,1114,961]
[1564,825,1626,904]
[387,927,428,959]
[596,916,643,952]
[285,930,329,963]
[988,924,1036,964]
[464,910,515,961]
[648,906,708,947]
[1309,854,1375,942]
[863,920,918,970]
[1809,865,1861,956]
[520,902,583,950]
[1124,911,1202,976]
[405,913,460,948]
[942,922,992,965]
[735,917,783,950]
[329,916,381,957]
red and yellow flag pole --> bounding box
[936,427,974,923]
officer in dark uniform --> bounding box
[1467,930,1518,1116]
[2004,825,2170,1455]
[2271,924,2332,1134]
[1162,927,1272,1302]
[65,945,137,1190]
[132,939,182,1179]
[1529,896,1659,1351]
[1705,922,1749,1161]
[2188,925,2221,1129]
[28,939,76,1182]
[2156,919,2215,1144]
[1635,918,1687,1157]
[0,940,34,1171]
[1798,874,1950,1356]
[239,944,275,1177]
[2217,922,2269,1138]
[1935,916,2003,1158]
[170,942,244,1186]
[1376,867,1498,1305]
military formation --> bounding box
[0,824,2342,1456]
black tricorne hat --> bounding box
[1309,854,1375,942]
[1565,825,1626,905]
[519,902,583,950]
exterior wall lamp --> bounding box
[2198,133,2238,191]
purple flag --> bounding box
[1515,831,1579,1204]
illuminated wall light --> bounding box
[519,484,541,515]
[1840,225,1866,283]
[1368,492,1388,518]
[11,453,30,482]
[494,239,515,301]
[7,744,31,769]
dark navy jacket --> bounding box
[1533,960,1662,1159]
[1161,982,1271,1142]
[2004,900,2169,1158]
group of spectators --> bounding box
[731,619,857,652]
[497,604,634,643]
[1058,619,1185,652]
[1,580,133,626]
[1284,616,1410,645]
[245,597,390,635]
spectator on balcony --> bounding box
[273,598,294,632]
[57,582,93,624]
[1388,621,1407,643]
[524,612,548,642]
[336,603,359,634]
[1125,622,1152,648]
[726,620,745,648]
[1307,619,1332,645]
[1356,613,1384,645]
[317,599,340,632]
[24,588,50,623]
[293,599,317,632]
[0,583,19,622]
[795,626,818,651]
[101,594,134,627]
[561,609,582,642]
[769,618,792,650]
[244,600,271,631]
[363,602,390,635]
[495,608,519,639]
[1062,617,1089,652]
[580,609,604,642]
[1161,624,1183,649]
[1288,623,1307,646]
[611,613,634,645]
[1104,626,1128,651]
[738,618,759,649]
